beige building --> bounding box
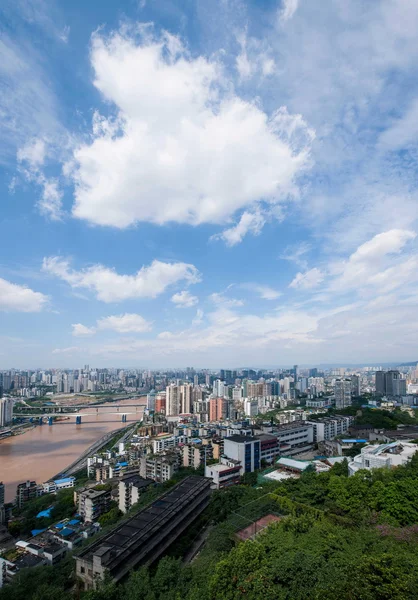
[78,488,111,522]
[166,384,193,415]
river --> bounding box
[0,398,146,502]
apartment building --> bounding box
[118,474,151,514]
[78,488,111,522]
[139,453,179,483]
[306,415,354,442]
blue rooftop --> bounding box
[60,527,75,537]
[31,528,47,536]
[341,439,367,443]
[54,477,75,485]
[36,508,52,519]
[68,519,80,526]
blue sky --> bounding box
[2,0,418,368]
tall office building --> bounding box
[375,370,405,396]
[335,379,352,409]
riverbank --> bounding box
[0,397,146,502]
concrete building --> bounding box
[351,374,361,396]
[16,481,38,509]
[209,397,227,421]
[139,453,179,483]
[152,435,176,453]
[205,457,241,489]
[78,488,111,522]
[223,435,261,475]
[348,441,418,475]
[118,474,151,514]
[182,442,213,469]
[256,434,281,463]
[335,379,352,409]
[272,422,314,454]
[166,384,193,415]
[75,477,211,589]
[306,415,354,442]
[243,399,259,417]
[0,398,13,427]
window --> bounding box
[80,566,85,574]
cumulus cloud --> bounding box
[289,267,324,290]
[67,26,313,230]
[72,323,96,337]
[97,313,152,333]
[214,211,266,246]
[0,277,48,312]
[17,138,46,169]
[171,290,198,308]
[330,229,417,293]
[42,256,200,302]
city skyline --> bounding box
[2,1,418,367]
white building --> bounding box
[152,435,176,453]
[243,399,259,417]
[348,441,418,475]
[306,416,353,442]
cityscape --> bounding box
[2,362,418,595]
[2,0,418,598]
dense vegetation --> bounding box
[4,453,418,600]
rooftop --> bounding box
[225,434,259,443]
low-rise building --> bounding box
[205,457,241,489]
[306,415,353,442]
[348,441,418,475]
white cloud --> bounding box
[330,229,416,293]
[289,267,324,290]
[171,290,198,308]
[253,285,282,300]
[38,178,63,220]
[210,292,244,307]
[192,308,204,325]
[52,346,81,355]
[279,242,311,269]
[97,313,152,333]
[68,26,313,230]
[215,211,266,246]
[17,138,46,169]
[42,256,201,302]
[0,277,48,312]
[279,0,299,22]
[72,323,96,337]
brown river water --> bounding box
[0,398,145,502]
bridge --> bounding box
[13,402,146,415]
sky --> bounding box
[2,0,418,369]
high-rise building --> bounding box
[375,371,386,395]
[351,374,361,397]
[375,370,405,396]
[335,379,352,409]
[209,398,227,421]
[0,398,13,427]
[166,384,193,415]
